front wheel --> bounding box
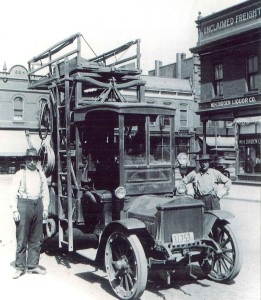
[201,222,242,282]
[105,232,148,300]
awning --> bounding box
[0,130,50,156]
[233,116,261,125]
[197,136,235,148]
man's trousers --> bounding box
[15,198,43,271]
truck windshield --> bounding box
[124,115,171,166]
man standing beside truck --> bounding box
[10,148,50,279]
[178,154,232,210]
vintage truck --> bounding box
[27,33,241,300]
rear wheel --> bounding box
[105,232,148,300]
[201,223,242,282]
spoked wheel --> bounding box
[39,101,53,140]
[201,222,242,282]
[105,232,148,300]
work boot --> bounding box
[27,266,47,275]
[12,270,25,279]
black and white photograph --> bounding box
[0,0,260,299]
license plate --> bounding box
[172,232,194,245]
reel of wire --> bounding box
[38,140,55,178]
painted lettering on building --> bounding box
[201,3,261,37]
[199,95,260,110]
[239,138,261,145]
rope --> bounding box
[110,40,136,67]
[81,34,98,58]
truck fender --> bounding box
[203,210,235,238]
[95,218,149,268]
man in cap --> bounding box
[10,147,50,279]
[177,154,231,210]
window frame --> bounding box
[179,103,188,127]
[213,63,223,97]
[13,96,24,121]
[247,56,258,91]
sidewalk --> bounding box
[224,182,261,202]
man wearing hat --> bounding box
[10,147,50,279]
[178,153,231,210]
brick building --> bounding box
[0,64,49,173]
[190,0,261,182]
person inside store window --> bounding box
[177,154,232,211]
[246,155,255,173]
[255,155,261,172]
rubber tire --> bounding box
[45,218,57,238]
[203,223,242,282]
[105,231,148,300]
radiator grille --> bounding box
[158,207,203,243]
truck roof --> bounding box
[73,102,176,122]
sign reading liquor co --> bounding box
[239,135,261,146]
[199,94,261,110]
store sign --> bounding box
[199,2,261,42]
[178,129,189,135]
[239,136,261,146]
[199,94,261,110]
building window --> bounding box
[163,116,170,126]
[13,97,23,121]
[214,64,223,97]
[180,103,188,127]
[247,56,258,91]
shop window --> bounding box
[175,137,190,156]
[163,116,170,126]
[238,134,261,174]
[247,56,258,91]
[13,97,23,121]
[213,64,223,97]
[200,120,215,127]
[180,103,188,127]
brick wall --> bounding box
[200,41,261,102]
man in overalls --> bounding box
[10,148,50,279]
[178,154,231,210]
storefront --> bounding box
[234,116,261,181]
[197,95,261,182]
[0,130,50,173]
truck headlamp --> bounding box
[176,184,187,195]
[115,186,126,199]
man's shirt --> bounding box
[180,168,232,198]
[10,168,50,212]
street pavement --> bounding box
[0,174,260,300]
[224,182,260,202]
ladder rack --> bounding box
[27,33,145,251]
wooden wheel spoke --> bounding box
[127,273,134,287]
[119,276,124,288]
[221,236,231,248]
[124,275,130,291]
[217,260,222,276]
[220,257,229,272]
[222,253,233,265]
